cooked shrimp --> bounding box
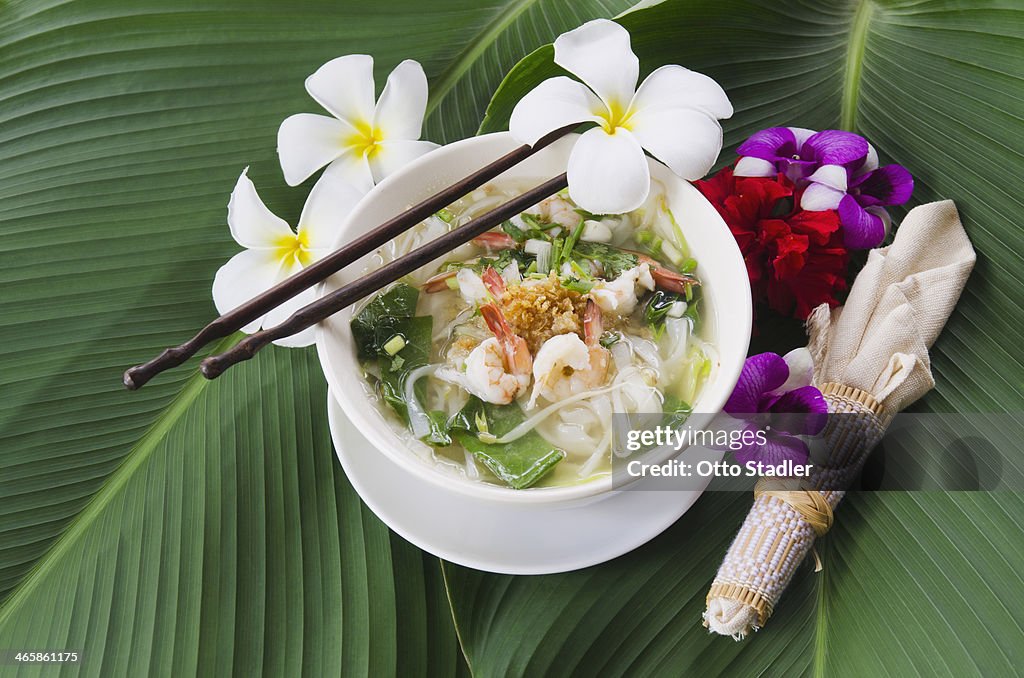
[473,231,516,250]
[461,303,532,404]
[481,265,506,297]
[530,196,581,230]
[588,264,656,315]
[635,253,700,294]
[528,299,611,407]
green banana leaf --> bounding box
[2,0,1022,675]
[451,0,1024,674]
[0,0,632,675]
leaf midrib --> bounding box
[424,0,542,117]
[0,334,240,626]
[841,0,874,132]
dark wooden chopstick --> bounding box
[123,124,577,390]
[199,173,569,380]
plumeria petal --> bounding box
[566,127,649,214]
[227,168,294,248]
[277,113,350,186]
[304,54,375,127]
[800,182,846,211]
[733,156,776,177]
[627,108,723,180]
[802,129,868,166]
[366,139,439,184]
[628,65,733,119]
[724,352,790,414]
[262,268,319,347]
[373,59,429,141]
[770,386,828,436]
[838,193,886,248]
[509,76,603,145]
[211,248,283,333]
[553,19,638,113]
[806,164,848,191]
[297,164,370,251]
[851,164,914,207]
[736,127,797,162]
[322,150,375,192]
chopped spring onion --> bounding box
[383,334,406,356]
[560,218,587,264]
[435,208,455,223]
[525,239,552,273]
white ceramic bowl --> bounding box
[316,132,751,506]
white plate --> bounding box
[327,390,706,575]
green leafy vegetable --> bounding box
[569,241,639,279]
[377,316,433,421]
[448,397,565,489]
[350,283,419,360]
[643,290,685,339]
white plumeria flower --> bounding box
[212,165,367,347]
[510,19,733,214]
[278,54,438,188]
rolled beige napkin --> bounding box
[703,200,976,638]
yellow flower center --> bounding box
[346,120,385,158]
[596,99,633,135]
[275,230,313,268]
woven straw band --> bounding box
[753,478,833,537]
[703,383,891,633]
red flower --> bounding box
[695,167,849,320]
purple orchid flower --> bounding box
[734,127,868,182]
[723,349,828,466]
[802,145,914,249]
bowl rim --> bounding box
[316,131,752,505]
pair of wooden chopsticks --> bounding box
[123,125,576,389]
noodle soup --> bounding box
[352,181,716,490]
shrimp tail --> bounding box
[481,266,506,298]
[634,254,701,294]
[480,303,532,376]
[583,298,603,346]
[423,269,456,293]
[472,231,517,250]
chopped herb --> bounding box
[559,217,587,266]
[550,237,564,272]
[435,208,455,223]
[562,277,594,294]
[382,334,406,356]
[599,331,621,348]
[569,241,639,279]
[644,290,686,339]
[389,354,405,372]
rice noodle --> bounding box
[404,364,440,439]
[488,382,629,444]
